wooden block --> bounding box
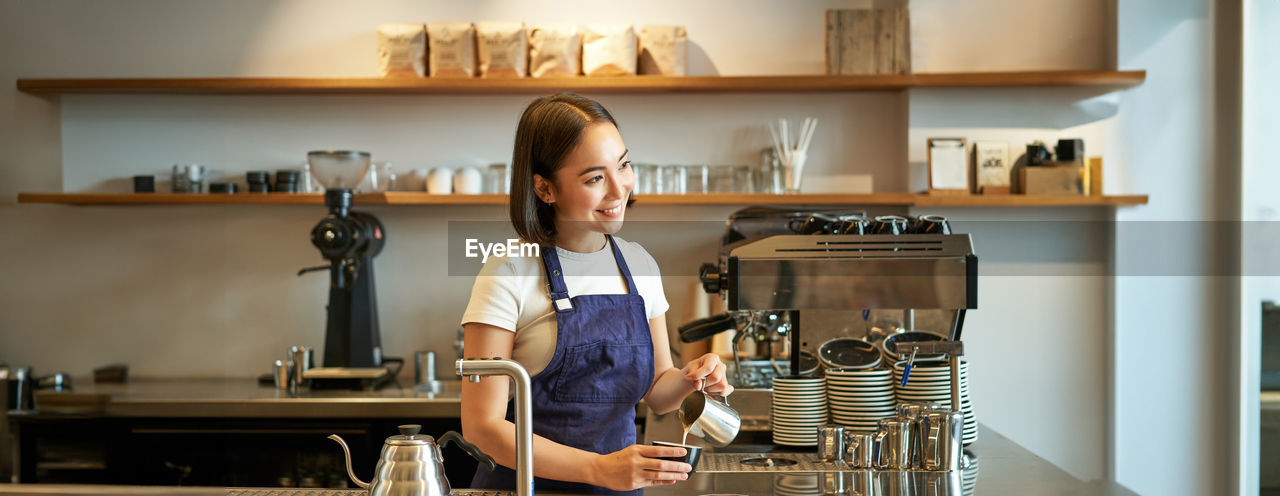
[1087,157,1103,196]
[1019,164,1086,195]
[826,9,911,75]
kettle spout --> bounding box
[328,434,370,490]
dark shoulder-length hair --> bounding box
[509,93,634,246]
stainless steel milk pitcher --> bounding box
[679,390,741,447]
[843,431,874,468]
[919,411,964,471]
[875,418,914,470]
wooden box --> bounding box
[825,9,911,75]
[1019,163,1087,195]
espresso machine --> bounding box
[695,207,977,470]
[697,207,978,378]
[298,150,389,390]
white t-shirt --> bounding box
[460,236,669,376]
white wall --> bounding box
[0,0,1214,490]
[1242,0,1280,493]
[1112,0,1234,494]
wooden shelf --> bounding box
[17,192,1148,207]
[14,71,1146,95]
[910,194,1149,207]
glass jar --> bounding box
[633,163,654,194]
[732,164,756,193]
[658,165,686,194]
[172,163,204,193]
[685,164,709,194]
[758,148,783,193]
[486,163,509,194]
[708,165,736,193]
[372,162,395,192]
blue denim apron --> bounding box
[471,235,654,495]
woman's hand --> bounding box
[682,353,734,396]
[588,444,691,491]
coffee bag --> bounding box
[476,21,527,78]
[376,23,426,77]
[638,25,687,76]
[528,23,582,77]
[427,22,476,78]
[582,24,636,76]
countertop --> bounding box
[24,378,465,418]
[0,424,1137,495]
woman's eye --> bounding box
[620,160,631,170]
[586,175,603,184]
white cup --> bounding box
[454,167,483,194]
[427,167,454,194]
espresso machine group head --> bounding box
[299,151,387,381]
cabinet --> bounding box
[10,414,476,488]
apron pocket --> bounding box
[553,340,650,403]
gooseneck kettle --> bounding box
[330,424,494,496]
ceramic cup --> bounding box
[426,167,453,194]
[651,441,702,475]
[453,167,483,194]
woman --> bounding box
[459,93,733,494]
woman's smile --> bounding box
[596,204,624,218]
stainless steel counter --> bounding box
[9,380,1136,494]
[26,378,464,418]
[0,424,1137,495]
[641,427,1138,495]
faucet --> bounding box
[457,358,532,496]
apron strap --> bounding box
[606,235,639,296]
[540,244,574,312]
[540,235,639,312]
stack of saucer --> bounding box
[825,368,896,432]
[961,453,979,495]
[892,359,978,445]
[771,377,827,446]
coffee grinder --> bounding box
[298,150,389,389]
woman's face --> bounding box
[537,121,634,238]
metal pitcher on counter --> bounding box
[874,417,915,470]
[330,424,494,496]
[919,411,965,471]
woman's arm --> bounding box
[460,322,690,491]
[641,315,691,414]
[642,315,734,415]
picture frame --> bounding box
[927,137,969,195]
[974,141,1011,194]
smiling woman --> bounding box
[508,93,637,250]
[456,93,733,494]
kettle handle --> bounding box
[438,430,496,471]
